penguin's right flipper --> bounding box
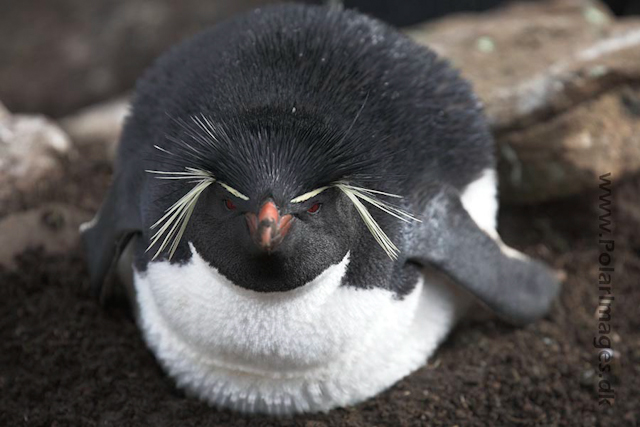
[80,173,142,302]
[408,188,561,326]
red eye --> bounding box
[224,199,236,211]
[307,203,321,214]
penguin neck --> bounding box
[185,242,352,306]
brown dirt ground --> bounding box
[1,145,638,426]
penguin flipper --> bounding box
[80,173,141,302]
[408,188,561,326]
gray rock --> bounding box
[60,96,129,161]
[0,103,73,204]
[0,203,91,268]
[407,0,640,203]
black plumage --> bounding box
[83,4,558,324]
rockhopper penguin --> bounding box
[81,4,560,415]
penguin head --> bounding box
[142,105,417,293]
[177,180,356,293]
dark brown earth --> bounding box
[1,144,638,426]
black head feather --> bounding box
[158,98,384,205]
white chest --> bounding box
[133,243,469,414]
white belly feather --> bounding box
[134,244,469,414]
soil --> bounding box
[1,146,638,426]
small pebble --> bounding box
[476,36,495,53]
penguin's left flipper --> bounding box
[409,188,561,326]
[80,173,142,303]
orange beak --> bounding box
[245,201,293,252]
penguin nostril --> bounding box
[260,222,275,248]
[245,213,258,235]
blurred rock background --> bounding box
[2,0,637,118]
[408,0,640,203]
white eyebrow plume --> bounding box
[290,182,421,258]
[145,167,251,260]
[290,186,329,203]
[146,170,214,260]
[218,182,249,200]
[146,167,212,180]
[333,183,421,260]
[147,164,419,260]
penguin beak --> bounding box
[245,201,294,253]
